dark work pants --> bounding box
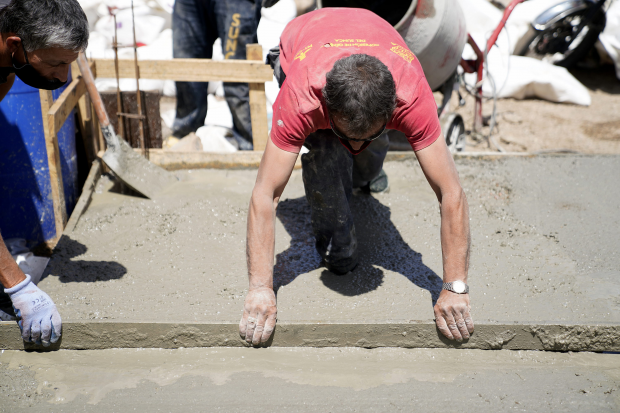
[271,50,390,272]
[301,130,390,273]
[172,0,261,149]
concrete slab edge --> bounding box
[64,159,102,234]
[1,321,619,351]
[140,149,560,171]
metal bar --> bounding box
[113,13,124,140]
[485,0,527,54]
[131,0,147,159]
[466,34,485,133]
[117,112,145,119]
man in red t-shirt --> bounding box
[239,8,473,344]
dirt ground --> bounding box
[450,66,620,154]
[160,65,620,154]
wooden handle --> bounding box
[77,53,110,128]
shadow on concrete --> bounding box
[274,194,443,305]
[41,235,127,283]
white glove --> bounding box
[5,274,62,346]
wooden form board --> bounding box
[39,90,68,245]
[43,48,273,243]
[246,44,269,152]
[39,61,97,246]
[94,58,274,83]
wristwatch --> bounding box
[442,280,469,294]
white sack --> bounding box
[95,29,174,93]
[599,0,620,79]
[458,0,591,105]
[257,0,297,130]
[195,126,238,153]
[204,94,233,128]
[94,7,166,46]
[464,54,591,105]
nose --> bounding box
[52,65,70,83]
[350,141,364,151]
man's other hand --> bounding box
[239,287,277,345]
[5,274,62,346]
[434,290,474,342]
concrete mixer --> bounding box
[318,0,527,153]
[318,0,467,151]
[317,0,467,92]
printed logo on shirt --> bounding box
[389,42,416,63]
[331,39,379,47]
[294,44,313,61]
[225,13,241,59]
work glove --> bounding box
[262,0,281,8]
[5,274,62,346]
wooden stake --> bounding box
[39,90,67,245]
[246,44,269,152]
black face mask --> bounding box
[11,43,66,90]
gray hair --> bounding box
[323,54,396,136]
[0,0,89,52]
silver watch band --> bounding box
[442,281,469,294]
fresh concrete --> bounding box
[1,347,619,412]
[2,321,620,351]
[1,155,618,349]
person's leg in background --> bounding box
[214,0,262,150]
[171,0,217,138]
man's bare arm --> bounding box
[415,135,473,341]
[0,73,15,103]
[0,233,27,289]
[239,137,298,345]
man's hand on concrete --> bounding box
[239,287,277,346]
[5,274,62,346]
[434,290,474,342]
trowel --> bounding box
[76,53,177,199]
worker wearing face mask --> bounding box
[0,0,89,346]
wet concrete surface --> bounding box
[1,347,619,412]
[31,156,620,328]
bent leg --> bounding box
[301,130,358,274]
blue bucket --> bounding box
[0,71,79,245]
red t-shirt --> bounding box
[271,8,441,154]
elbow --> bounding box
[250,186,280,214]
[440,186,468,212]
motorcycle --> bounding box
[514,0,610,68]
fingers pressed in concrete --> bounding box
[262,313,276,344]
[252,313,267,346]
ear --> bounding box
[5,36,22,55]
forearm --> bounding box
[0,74,15,102]
[0,233,27,289]
[246,191,278,290]
[439,187,470,283]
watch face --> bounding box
[452,280,466,293]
